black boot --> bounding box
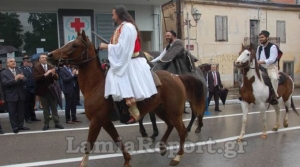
[270,89,278,105]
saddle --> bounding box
[259,66,286,86]
[259,65,286,103]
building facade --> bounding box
[0,0,167,66]
[162,0,300,87]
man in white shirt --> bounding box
[99,5,157,124]
[256,30,279,105]
[151,30,178,63]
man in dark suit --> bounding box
[58,64,81,124]
[207,65,223,112]
[20,55,41,123]
[0,71,5,134]
[33,54,64,131]
[1,57,30,133]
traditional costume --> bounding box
[104,21,157,122]
[256,30,279,105]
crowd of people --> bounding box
[0,53,82,134]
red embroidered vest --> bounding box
[110,23,141,53]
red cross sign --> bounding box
[70,18,85,32]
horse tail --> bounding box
[290,97,299,116]
[178,74,206,117]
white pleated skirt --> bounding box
[104,58,157,101]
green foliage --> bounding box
[0,12,24,53]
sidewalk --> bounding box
[0,87,299,118]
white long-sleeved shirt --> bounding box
[151,43,173,63]
[256,44,278,68]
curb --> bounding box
[1,96,300,118]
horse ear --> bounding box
[250,43,253,50]
[81,30,87,41]
[77,30,80,36]
[241,43,245,50]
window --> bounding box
[215,15,228,41]
[283,61,294,80]
[297,0,300,5]
[276,20,286,43]
[0,12,58,57]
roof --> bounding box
[201,0,300,8]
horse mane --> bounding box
[242,44,261,81]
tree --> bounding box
[23,13,58,55]
[0,12,24,52]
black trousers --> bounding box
[24,91,36,121]
[75,81,80,104]
[208,86,220,110]
[7,101,25,131]
[64,91,77,122]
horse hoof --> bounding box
[153,131,159,137]
[272,128,278,131]
[284,124,288,128]
[123,164,131,167]
[169,160,180,166]
[195,127,201,133]
[284,121,288,128]
[261,134,267,139]
[237,138,243,142]
[140,132,148,138]
[160,149,167,156]
[150,136,156,142]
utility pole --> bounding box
[176,0,182,39]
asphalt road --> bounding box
[0,97,300,167]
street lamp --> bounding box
[186,8,202,54]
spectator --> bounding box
[58,64,82,124]
[207,65,223,112]
[1,57,30,133]
[33,54,64,131]
[0,69,5,134]
[20,55,41,123]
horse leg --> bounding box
[283,97,292,128]
[149,112,159,141]
[103,121,131,167]
[186,112,195,133]
[189,101,204,134]
[80,119,102,167]
[237,102,250,142]
[169,118,186,166]
[138,116,148,137]
[195,114,203,133]
[272,103,281,131]
[154,111,174,156]
[258,102,268,139]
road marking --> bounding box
[0,107,299,136]
[2,125,300,167]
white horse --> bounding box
[234,44,298,141]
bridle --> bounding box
[58,36,98,66]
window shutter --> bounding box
[276,21,286,43]
[215,16,223,41]
[222,16,228,41]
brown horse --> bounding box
[234,44,298,142]
[47,30,206,167]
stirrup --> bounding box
[270,98,278,105]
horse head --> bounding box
[234,43,256,69]
[48,30,96,66]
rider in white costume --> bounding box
[99,5,157,124]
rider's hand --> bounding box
[99,43,108,50]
